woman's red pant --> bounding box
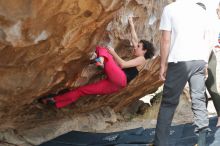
[54,46,127,108]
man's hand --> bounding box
[159,30,171,81]
[159,64,167,81]
[205,64,208,80]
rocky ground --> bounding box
[99,93,217,133]
[0,89,217,146]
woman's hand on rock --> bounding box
[106,45,115,54]
[128,16,133,25]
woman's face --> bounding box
[134,42,146,57]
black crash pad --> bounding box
[39,117,220,146]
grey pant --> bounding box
[154,60,209,146]
[206,51,220,116]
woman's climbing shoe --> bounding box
[42,97,55,106]
[38,94,56,106]
[95,57,104,69]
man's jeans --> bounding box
[154,60,209,146]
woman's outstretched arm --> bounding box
[128,17,139,48]
[107,46,145,68]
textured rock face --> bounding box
[0,0,169,145]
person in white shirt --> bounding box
[154,0,210,146]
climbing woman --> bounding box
[40,17,155,108]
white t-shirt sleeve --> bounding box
[159,6,172,31]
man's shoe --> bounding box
[197,129,207,146]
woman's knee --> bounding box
[95,46,111,61]
[96,46,107,54]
